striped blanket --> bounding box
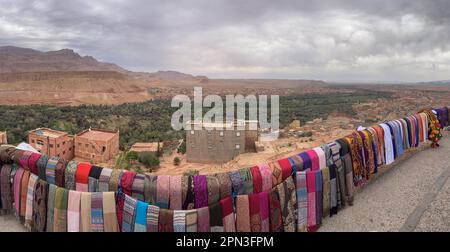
[91,192,104,232]
[146,205,160,232]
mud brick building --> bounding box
[74,128,119,164]
[28,128,74,160]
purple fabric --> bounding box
[194,175,208,208]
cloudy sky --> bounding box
[1,0,450,82]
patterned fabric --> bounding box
[75,162,91,192]
[20,170,30,217]
[32,179,48,232]
[194,175,208,208]
[36,155,48,181]
[147,205,160,232]
[156,175,170,208]
[197,206,210,232]
[28,153,41,176]
[268,161,283,187]
[305,150,320,171]
[249,193,261,232]
[132,173,146,201]
[229,170,244,195]
[13,167,25,216]
[19,151,33,170]
[236,195,251,232]
[321,167,331,217]
[173,210,186,232]
[45,157,59,186]
[279,176,297,232]
[80,192,91,232]
[67,190,81,232]
[88,165,103,192]
[329,164,338,215]
[169,175,182,209]
[209,201,224,232]
[250,166,263,193]
[144,174,158,205]
[65,161,79,190]
[185,209,198,232]
[122,194,137,232]
[269,187,283,232]
[108,169,122,192]
[306,170,316,232]
[214,172,232,199]
[1,165,13,212]
[91,192,104,232]
[258,164,273,192]
[53,187,69,232]
[158,208,174,232]
[134,200,148,232]
[55,158,67,188]
[98,167,113,192]
[46,184,56,232]
[103,192,119,232]
[313,147,327,170]
[206,176,220,206]
[259,191,270,232]
[120,171,136,196]
[315,169,323,226]
[182,176,195,210]
[24,174,38,229]
[296,171,308,232]
[239,168,253,194]
[277,158,293,180]
[220,196,236,232]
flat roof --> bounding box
[29,128,68,138]
[130,142,161,152]
[77,128,118,141]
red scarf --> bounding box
[250,166,262,193]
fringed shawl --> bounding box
[122,194,137,232]
[24,174,38,229]
[46,184,56,232]
[144,174,157,205]
[80,192,92,232]
[134,200,148,232]
[53,187,69,232]
[306,170,316,232]
[32,179,48,232]
[173,210,186,232]
[131,173,145,201]
[236,195,251,232]
[185,209,198,232]
[194,175,208,208]
[91,192,104,232]
[206,176,220,206]
[259,191,270,232]
[314,169,323,226]
[65,161,79,191]
[67,190,81,232]
[45,157,58,186]
[146,205,160,232]
[257,164,273,192]
[269,187,283,232]
[75,162,91,192]
[169,175,182,209]
[158,208,174,232]
[295,171,308,232]
[250,166,263,193]
[156,175,170,208]
[220,196,235,232]
[249,193,261,232]
[98,167,113,192]
[103,192,119,232]
[197,206,210,232]
[214,172,232,199]
[278,176,297,232]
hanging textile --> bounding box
[24,174,38,229]
[32,179,48,232]
[76,162,91,192]
[36,155,48,181]
[134,200,148,232]
[182,176,195,210]
[20,170,30,218]
[122,194,137,232]
[55,158,67,188]
[53,187,69,232]
[306,170,316,232]
[220,196,236,232]
[236,195,251,232]
[206,176,220,206]
[67,190,81,232]
[269,187,283,232]
[278,176,296,232]
[250,166,263,194]
[194,175,208,208]
[146,205,160,232]
[65,161,79,191]
[46,184,56,232]
[28,153,41,176]
[169,175,182,210]
[321,167,331,217]
[214,172,232,199]
[230,170,244,195]
[259,191,270,232]
[239,168,254,194]
[108,169,122,193]
[159,209,174,232]
[132,173,146,201]
[269,161,283,187]
[80,192,92,232]
[156,175,169,208]
[120,171,136,196]
[296,171,308,232]
[173,210,186,232]
[277,158,293,180]
[88,165,103,192]
[313,147,327,170]
[45,157,58,186]
[98,167,113,192]
[257,164,273,192]
[305,150,319,171]
[185,209,198,232]
[91,192,104,232]
[209,201,224,232]
[1,165,13,212]
[103,192,119,232]
[249,193,261,232]
[197,206,210,232]
[144,174,157,205]
[13,167,25,216]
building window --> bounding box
[37,140,44,146]
[190,130,195,135]
[31,139,35,143]
[236,132,241,137]
[63,151,66,155]
[219,131,224,136]
[236,144,240,150]
[49,144,54,148]
[57,144,60,148]
[102,146,106,153]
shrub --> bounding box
[138,151,160,168]
[173,157,181,166]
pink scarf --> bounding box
[312,147,326,170]
[13,168,25,215]
[67,190,81,232]
[259,191,270,232]
[306,170,317,232]
[169,176,182,210]
[305,150,319,171]
[197,207,210,232]
[257,164,273,192]
[277,158,293,180]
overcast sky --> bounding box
[1,0,450,82]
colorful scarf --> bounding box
[116,192,124,231]
[144,174,158,205]
[313,147,327,170]
[220,196,236,232]
[206,176,220,206]
[296,171,308,232]
[321,167,331,217]
[209,202,224,232]
[194,175,208,208]
[249,193,261,232]
[55,158,67,188]
[45,157,59,185]
[88,165,103,192]
[182,176,195,210]
[289,155,305,172]
[156,175,169,208]
[120,171,136,196]
[214,172,232,199]
[1,164,13,212]
[158,208,174,232]
[259,191,270,232]
[186,209,198,232]
[36,155,48,181]
[19,150,32,170]
[103,192,119,232]
[315,169,323,226]
[299,152,312,171]
[98,168,113,192]
[53,187,69,232]
[306,170,317,232]
[64,161,79,191]
[250,166,263,193]
[28,152,41,176]
[122,194,137,232]
[305,150,320,171]
[269,187,283,232]
[25,174,38,229]
[20,170,30,217]
[13,167,25,216]
[269,161,283,187]
[197,206,210,232]
[236,195,251,232]
[277,158,293,180]
[132,173,146,201]
[278,176,297,232]
[32,179,48,232]
[67,190,81,232]
[46,184,56,232]
[257,164,273,192]
[76,162,91,192]
[108,169,122,192]
[173,210,186,232]
[80,192,92,232]
[134,200,148,232]
[91,192,104,232]
[329,164,338,216]
[239,168,254,194]
[169,175,182,209]
[147,205,160,232]
[230,170,244,195]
